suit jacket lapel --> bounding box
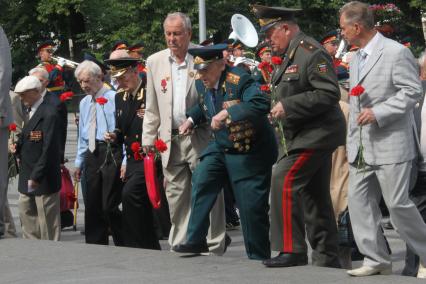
[186,55,195,95]
[22,102,44,136]
[165,55,173,122]
[350,53,359,85]
[122,85,144,134]
[357,33,384,84]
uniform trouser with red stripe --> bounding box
[270,149,339,266]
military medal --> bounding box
[161,79,167,94]
[29,130,43,142]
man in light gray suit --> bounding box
[340,1,426,278]
[142,12,226,254]
[0,26,14,238]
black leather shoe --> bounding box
[224,234,232,253]
[263,253,308,267]
[172,242,209,254]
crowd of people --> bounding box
[0,0,426,279]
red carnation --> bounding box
[260,84,270,92]
[8,123,17,132]
[271,56,283,65]
[161,79,167,88]
[350,85,365,97]
[130,142,141,153]
[59,91,74,102]
[96,97,108,105]
[154,139,168,153]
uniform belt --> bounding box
[47,86,65,92]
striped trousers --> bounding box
[270,149,340,266]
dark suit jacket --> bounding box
[17,100,61,195]
[43,91,67,162]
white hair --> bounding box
[74,60,102,79]
[28,67,49,80]
[163,12,192,32]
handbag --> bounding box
[337,207,356,247]
[144,152,161,209]
[60,166,77,212]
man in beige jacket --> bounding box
[142,12,226,254]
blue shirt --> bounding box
[75,87,116,168]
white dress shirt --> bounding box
[169,51,189,129]
[29,96,44,119]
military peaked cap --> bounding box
[251,4,302,32]
[188,43,227,70]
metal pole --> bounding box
[198,0,206,43]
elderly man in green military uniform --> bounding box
[251,5,346,268]
[172,44,278,260]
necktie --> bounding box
[358,49,368,77]
[88,100,97,152]
[24,106,31,123]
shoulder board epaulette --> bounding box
[116,88,125,94]
[226,72,240,85]
[299,39,318,53]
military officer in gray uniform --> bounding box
[173,44,278,260]
[251,5,346,267]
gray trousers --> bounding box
[348,161,426,268]
[0,127,8,236]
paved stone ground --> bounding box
[2,114,423,283]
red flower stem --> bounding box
[357,96,365,171]
[100,105,117,168]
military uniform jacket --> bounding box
[187,66,278,181]
[17,101,61,195]
[272,32,346,154]
[114,81,146,176]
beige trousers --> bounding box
[18,191,61,241]
[163,136,226,254]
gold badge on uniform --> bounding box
[189,71,195,78]
[317,62,328,73]
[226,73,240,85]
[29,130,42,142]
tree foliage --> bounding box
[0,0,424,83]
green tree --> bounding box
[1,0,425,83]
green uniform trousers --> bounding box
[187,151,272,260]
[270,149,340,267]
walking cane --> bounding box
[73,177,79,231]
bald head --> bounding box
[109,49,131,59]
